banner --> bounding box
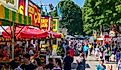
[18,0,26,15]
[0,5,31,26]
[52,19,58,32]
[0,0,18,11]
[40,17,49,30]
[28,1,41,27]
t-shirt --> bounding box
[99,46,104,52]
[83,45,89,52]
[96,64,106,70]
[95,48,99,53]
[20,63,37,70]
[64,56,72,70]
[89,44,93,48]
[29,50,34,55]
[68,48,74,57]
[52,67,61,70]
[116,52,120,59]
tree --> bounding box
[50,0,83,35]
[82,0,121,35]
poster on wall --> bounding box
[18,0,26,15]
[40,17,49,30]
[0,0,18,11]
[28,0,41,27]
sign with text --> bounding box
[0,0,18,11]
[28,1,41,27]
[40,17,49,30]
[52,19,58,32]
[18,0,26,15]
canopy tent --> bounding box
[2,26,48,39]
[50,32,62,38]
[17,26,48,39]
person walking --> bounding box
[89,43,93,56]
[20,53,37,70]
[104,47,112,62]
[95,46,100,60]
[116,49,120,64]
[45,58,54,70]
[83,43,89,60]
[118,58,121,70]
[52,58,62,70]
[96,59,106,70]
[63,52,73,70]
[76,52,85,70]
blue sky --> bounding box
[32,0,84,12]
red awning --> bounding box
[2,26,26,38]
[2,26,48,39]
[50,32,61,38]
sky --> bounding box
[32,0,84,12]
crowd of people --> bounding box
[0,38,121,70]
[60,39,121,70]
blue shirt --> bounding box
[96,64,106,70]
[83,45,89,52]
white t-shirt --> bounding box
[95,48,99,55]
[29,50,34,55]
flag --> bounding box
[57,5,62,17]
[45,6,48,16]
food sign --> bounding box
[40,17,49,30]
[18,0,26,15]
[28,1,41,27]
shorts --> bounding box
[105,56,110,61]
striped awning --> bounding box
[0,5,31,25]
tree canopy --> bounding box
[50,0,83,35]
[83,0,121,35]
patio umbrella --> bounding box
[2,26,48,39]
[2,26,27,38]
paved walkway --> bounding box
[72,55,118,70]
[86,55,99,70]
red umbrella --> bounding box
[2,26,27,38]
[2,26,48,39]
[16,27,48,39]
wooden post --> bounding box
[11,22,15,60]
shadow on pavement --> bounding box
[85,63,90,68]
[71,63,90,69]
[71,63,77,69]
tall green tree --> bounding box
[50,0,83,35]
[83,0,121,35]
